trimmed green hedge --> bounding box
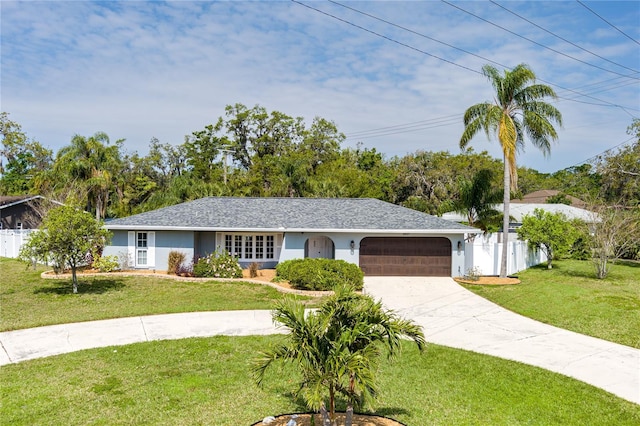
[276,258,364,291]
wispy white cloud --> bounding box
[2,1,638,173]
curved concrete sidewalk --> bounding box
[0,310,284,365]
[1,277,638,405]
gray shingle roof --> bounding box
[105,197,477,233]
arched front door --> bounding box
[305,236,335,259]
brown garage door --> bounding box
[359,237,452,276]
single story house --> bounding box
[103,197,480,277]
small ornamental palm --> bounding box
[453,169,503,234]
[253,284,425,426]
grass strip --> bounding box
[0,258,312,331]
[1,337,638,425]
[461,259,640,348]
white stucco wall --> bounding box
[451,235,467,277]
[102,230,129,264]
[279,233,360,264]
[154,231,195,270]
[103,230,194,271]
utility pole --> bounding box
[221,148,234,185]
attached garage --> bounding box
[359,237,452,276]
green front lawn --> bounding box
[462,260,640,348]
[0,258,312,331]
[1,337,638,425]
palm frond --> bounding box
[460,103,492,148]
[252,344,295,386]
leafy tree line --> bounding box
[1,109,637,221]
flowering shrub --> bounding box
[193,250,242,278]
[93,255,121,273]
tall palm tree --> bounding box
[55,132,122,220]
[253,284,425,426]
[460,64,562,277]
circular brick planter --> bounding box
[252,412,407,426]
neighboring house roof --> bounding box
[104,197,480,234]
[502,203,597,222]
[441,203,598,223]
[0,195,63,209]
[511,190,587,209]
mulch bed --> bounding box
[454,276,520,285]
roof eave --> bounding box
[0,195,64,210]
[104,224,480,234]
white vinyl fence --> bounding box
[0,229,35,258]
[464,232,547,276]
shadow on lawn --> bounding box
[281,390,315,412]
[614,260,640,268]
[280,390,411,418]
[561,268,597,279]
[543,259,639,280]
[34,278,126,295]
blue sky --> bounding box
[2,1,639,174]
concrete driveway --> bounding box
[364,276,640,405]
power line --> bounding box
[331,0,640,92]
[347,114,461,136]
[290,0,481,76]
[562,74,639,93]
[569,136,636,168]
[559,79,638,99]
[345,115,462,140]
[297,1,639,163]
[554,82,639,115]
[576,0,640,46]
[321,1,640,113]
[441,0,639,80]
[555,98,638,118]
[555,76,640,101]
[490,0,640,74]
[328,0,508,71]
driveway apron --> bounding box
[364,276,640,405]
